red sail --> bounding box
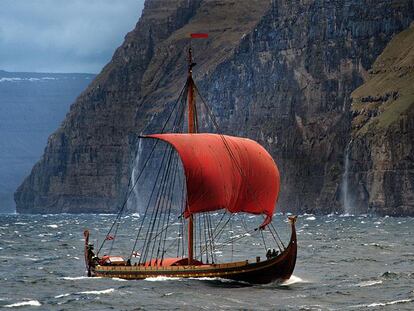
[147,134,280,228]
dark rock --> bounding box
[15,0,414,215]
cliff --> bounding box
[348,22,414,216]
[15,0,414,215]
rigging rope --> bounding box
[201,227,257,255]
[267,224,283,252]
[97,81,189,256]
[260,229,268,251]
[98,73,289,265]
[159,154,180,263]
[129,142,170,261]
[136,84,188,263]
[141,147,175,263]
[97,137,159,256]
[197,214,203,262]
[270,222,286,250]
[206,213,216,263]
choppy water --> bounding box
[0,213,413,310]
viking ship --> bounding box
[84,34,297,284]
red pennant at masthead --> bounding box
[190,33,209,39]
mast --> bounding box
[186,33,208,264]
[187,45,196,264]
[188,47,196,133]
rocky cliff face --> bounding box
[15,0,414,215]
[348,23,414,216]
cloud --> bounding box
[0,0,144,73]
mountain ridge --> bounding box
[0,70,95,212]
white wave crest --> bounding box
[78,288,114,295]
[0,77,57,83]
[54,293,70,298]
[350,298,414,308]
[356,280,383,287]
[55,288,115,298]
[46,224,58,228]
[61,276,100,280]
[4,300,41,308]
[339,213,354,217]
[0,78,22,82]
[144,276,181,282]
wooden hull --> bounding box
[88,218,297,284]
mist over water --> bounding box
[0,213,413,310]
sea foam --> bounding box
[77,289,115,295]
[280,275,308,286]
[350,298,414,308]
[356,280,383,287]
[3,300,41,308]
[61,276,91,280]
[55,288,115,298]
[144,276,181,282]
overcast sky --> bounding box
[0,0,145,73]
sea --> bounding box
[0,213,413,310]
